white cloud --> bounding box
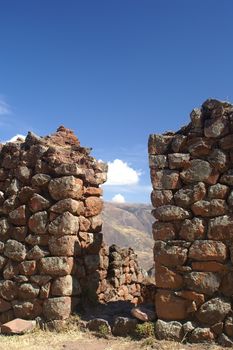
[105,159,141,186]
[0,97,11,115]
[112,194,126,203]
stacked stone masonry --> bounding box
[98,244,148,305]
[0,126,147,325]
[148,99,233,345]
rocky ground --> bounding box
[0,327,227,350]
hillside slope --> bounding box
[102,202,154,270]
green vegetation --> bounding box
[97,324,110,337]
[135,322,155,339]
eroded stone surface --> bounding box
[155,319,183,341]
[153,205,190,221]
[48,176,83,200]
[196,298,231,325]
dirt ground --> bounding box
[0,328,227,350]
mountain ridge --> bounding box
[102,201,154,270]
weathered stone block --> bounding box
[155,263,183,289]
[192,261,227,272]
[184,272,221,295]
[179,218,205,241]
[0,280,18,300]
[1,318,36,335]
[85,196,103,217]
[154,241,188,267]
[19,261,36,275]
[152,221,176,240]
[204,117,229,138]
[38,257,74,276]
[153,205,190,221]
[148,134,173,155]
[84,186,103,197]
[10,226,27,242]
[220,272,233,296]
[4,240,26,262]
[9,205,27,226]
[3,260,19,279]
[219,134,233,149]
[155,290,194,320]
[192,199,227,217]
[174,182,206,208]
[54,163,85,176]
[31,173,51,187]
[50,198,84,215]
[18,283,40,300]
[43,297,71,320]
[79,216,91,231]
[89,215,102,232]
[12,300,42,319]
[0,298,12,312]
[149,155,168,169]
[28,211,48,234]
[0,218,10,241]
[189,327,215,343]
[29,194,50,213]
[87,318,111,333]
[196,298,231,325]
[48,211,79,236]
[51,275,81,296]
[48,176,83,200]
[155,319,183,341]
[151,169,181,190]
[151,190,173,207]
[208,183,229,199]
[48,236,81,256]
[188,240,227,262]
[220,169,233,185]
[171,135,187,152]
[208,149,228,172]
[208,215,233,240]
[26,245,49,260]
[224,317,233,337]
[168,153,190,169]
[187,137,213,156]
[174,290,205,307]
[112,316,138,336]
[30,275,51,286]
[180,160,218,184]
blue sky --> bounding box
[0,0,233,203]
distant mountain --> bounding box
[102,202,154,270]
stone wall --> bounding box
[98,244,148,305]
[0,126,108,323]
[148,99,233,344]
[0,126,150,325]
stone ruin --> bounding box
[0,126,149,325]
[3,99,233,345]
[148,99,233,345]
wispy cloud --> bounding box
[0,96,11,116]
[105,184,152,194]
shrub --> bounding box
[135,322,155,339]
